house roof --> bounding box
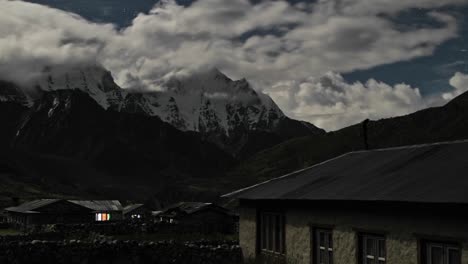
[4,199,59,213]
[163,202,212,214]
[123,204,144,215]
[160,202,235,218]
[69,200,123,211]
[4,199,123,214]
[224,140,468,204]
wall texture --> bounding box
[239,207,257,260]
[239,206,468,264]
[0,239,242,264]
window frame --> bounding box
[358,233,386,264]
[258,211,286,256]
[420,240,461,264]
[95,212,111,222]
[312,227,334,264]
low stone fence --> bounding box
[0,239,243,264]
[29,221,236,237]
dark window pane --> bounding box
[430,246,443,264]
[329,250,333,264]
[448,248,461,264]
[328,233,333,249]
[268,216,273,250]
[366,238,375,256]
[261,215,266,249]
[275,215,280,252]
[320,232,325,247]
[378,240,385,258]
[319,250,325,264]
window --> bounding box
[95,213,111,222]
[313,228,333,264]
[421,241,461,264]
[259,212,285,254]
[359,234,386,264]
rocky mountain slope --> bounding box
[14,66,323,156]
[0,88,236,203]
[0,65,325,204]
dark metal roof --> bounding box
[160,202,235,218]
[4,199,59,213]
[123,204,144,215]
[5,199,123,213]
[224,140,468,204]
[69,200,123,211]
[162,202,212,215]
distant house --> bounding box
[123,204,152,220]
[4,199,94,226]
[5,199,123,226]
[224,141,468,264]
[69,200,123,222]
[159,202,238,233]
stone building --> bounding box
[224,140,468,264]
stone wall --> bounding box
[238,207,256,260]
[0,238,242,264]
[240,206,468,264]
[27,220,237,237]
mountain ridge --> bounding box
[1,65,324,156]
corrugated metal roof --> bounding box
[123,204,144,215]
[164,202,212,214]
[68,200,123,211]
[227,140,468,204]
[160,202,236,218]
[4,199,59,213]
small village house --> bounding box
[5,199,123,227]
[224,140,468,264]
[123,204,152,220]
[69,200,123,222]
[4,199,95,227]
[159,202,238,233]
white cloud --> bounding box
[0,0,466,130]
[0,1,116,86]
[271,72,468,131]
[444,72,468,100]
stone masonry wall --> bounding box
[241,206,468,264]
[238,207,256,260]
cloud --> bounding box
[0,0,466,130]
[102,0,460,89]
[0,1,116,86]
[443,72,468,100]
[271,72,468,131]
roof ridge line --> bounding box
[352,138,468,154]
[222,139,468,198]
[221,152,353,198]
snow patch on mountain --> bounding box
[30,66,289,136]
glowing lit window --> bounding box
[95,213,111,222]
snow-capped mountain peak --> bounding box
[1,65,323,148]
[36,65,123,109]
[142,68,286,134]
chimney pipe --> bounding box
[362,119,369,150]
